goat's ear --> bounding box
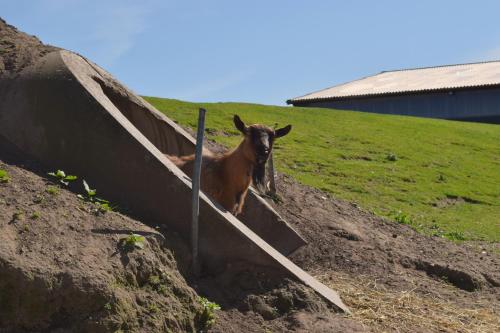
[233,115,247,134]
[275,125,292,138]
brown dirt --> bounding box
[0,18,58,78]
[0,138,366,333]
[272,173,499,293]
[200,273,366,333]
[269,173,500,332]
[0,137,367,333]
[0,138,204,332]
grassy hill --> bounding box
[144,97,500,243]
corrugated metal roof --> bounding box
[288,60,500,104]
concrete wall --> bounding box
[295,88,500,124]
[87,64,306,256]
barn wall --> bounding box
[296,87,500,124]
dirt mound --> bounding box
[271,173,499,332]
[0,18,58,78]
[197,269,366,333]
[272,173,499,293]
[0,139,203,332]
[0,136,365,333]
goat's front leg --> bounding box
[233,189,248,216]
[216,191,238,216]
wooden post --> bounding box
[191,108,206,276]
[266,152,277,195]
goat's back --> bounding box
[165,151,219,178]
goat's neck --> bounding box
[223,141,254,181]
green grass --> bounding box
[0,169,10,183]
[145,97,500,242]
[46,186,59,195]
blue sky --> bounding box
[3,0,500,105]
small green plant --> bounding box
[104,302,112,311]
[12,210,24,221]
[96,202,113,213]
[394,210,412,225]
[147,303,159,314]
[33,194,44,204]
[148,275,161,286]
[444,231,466,241]
[437,174,447,183]
[46,186,59,195]
[198,296,221,329]
[78,180,109,204]
[157,284,168,295]
[386,153,398,161]
[120,233,146,250]
[48,169,77,186]
[148,274,169,294]
[78,180,96,201]
[0,169,10,183]
[429,224,444,237]
[78,180,114,213]
[266,192,283,204]
[30,212,41,220]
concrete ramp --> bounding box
[0,50,348,312]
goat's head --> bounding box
[233,115,291,192]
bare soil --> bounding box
[270,173,500,332]
[0,130,364,333]
[0,18,58,78]
[0,137,205,332]
[274,173,499,294]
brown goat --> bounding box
[167,115,291,216]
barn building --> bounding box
[287,61,500,124]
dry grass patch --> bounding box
[315,271,499,333]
